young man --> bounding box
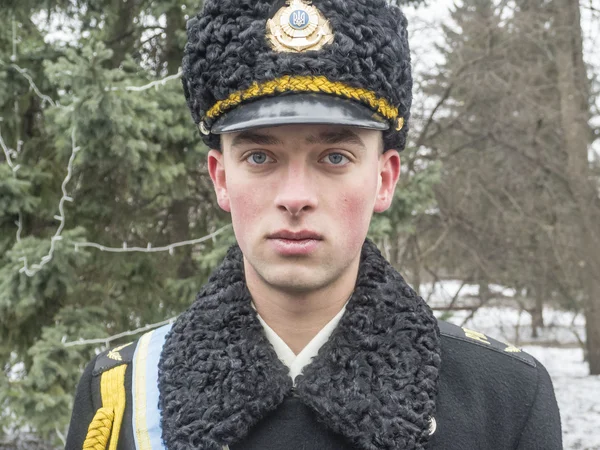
[65,1,562,449]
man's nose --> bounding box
[274,166,318,216]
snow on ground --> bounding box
[439,304,585,347]
[424,280,586,346]
[425,280,600,449]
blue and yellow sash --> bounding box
[131,324,172,450]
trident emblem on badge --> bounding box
[291,10,310,29]
[266,0,334,52]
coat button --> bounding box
[428,416,437,436]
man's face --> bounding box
[208,124,400,295]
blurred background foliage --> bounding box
[0,0,598,446]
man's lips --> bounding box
[267,230,323,240]
[267,231,323,255]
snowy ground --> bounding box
[425,281,600,449]
[423,280,586,347]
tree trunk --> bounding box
[531,284,545,339]
[554,0,600,374]
[479,279,490,305]
[410,235,422,295]
[412,261,421,296]
[164,5,187,72]
[164,4,195,280]
[584,281,600,373]
[104,0,143,68]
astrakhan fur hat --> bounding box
[182,0,412,152]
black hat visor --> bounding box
[210,93,390,134]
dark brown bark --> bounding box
[164,6,186,72]
[170,198,194,279]
[531,285,545,339]
[479,278,491,305]
[411,235,422,295]
[104,0,144,68]
[164,3,195,280]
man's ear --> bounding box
[207,149,231,212]
[374,149,401,213]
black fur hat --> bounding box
[182,0,412,151]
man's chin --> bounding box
[257,266,333,294]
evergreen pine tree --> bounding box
[0,1,236,444]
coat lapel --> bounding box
[158,240,441,450]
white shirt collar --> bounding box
[254,302,348,385]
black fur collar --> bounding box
[158,240,441,450]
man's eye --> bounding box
[323,153,350,165]
[246,152,273,165]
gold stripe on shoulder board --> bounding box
[503,343,522,353]
[462,327,523,353]
[107,342,133,361]
[461,327,491,345]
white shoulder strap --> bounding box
[131,324,172,450]
[131,323,229,450]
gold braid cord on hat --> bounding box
[203,75,404,132]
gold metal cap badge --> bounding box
[266,0,334,53]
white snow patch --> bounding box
[423,280,585,346]
[437,305,585,347]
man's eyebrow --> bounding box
[230,131,283,147]
[304,129,366,150]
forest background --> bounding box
[0,0,599,447]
